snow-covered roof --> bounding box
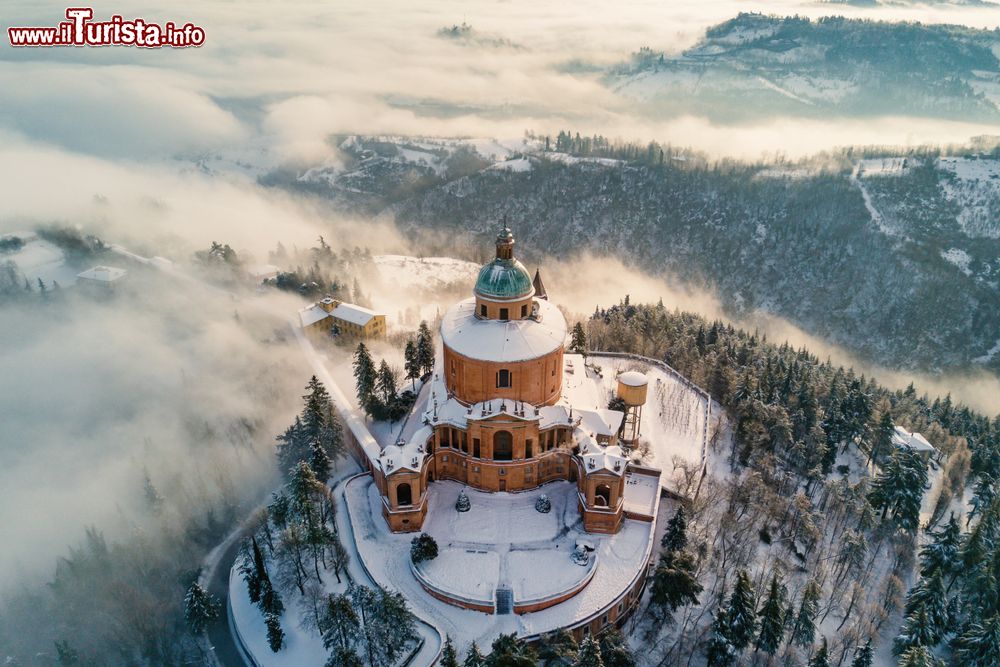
[577,408,624,438]
[618,370,648,387]
[893,426,936,453]
[331,302,377,326]
[440,297,566,363]
[298,304,330,328]
[578,436,628,476]
[76,266,127,282]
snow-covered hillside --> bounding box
[0,231,80,287]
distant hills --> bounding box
[606,13,1000,122]
[262,135,1000,375]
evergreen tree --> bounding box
[353,343,378,416]
[275,416,308,476]
[649,550,702,619]
[870,410,895,465]
[661,505,688,552]
[310,440,332,482]
[411,533,439,563]
[326,646,364,667]
[485,633,537,667]
[404,339,421,389]
[441,636,461,667]
[416,321,435,375]
[726,569,758,651]
[791,580,821,648]
[901,570,949,646]
[570,322,588,355]
[537,630,578,666]
[868,447,928,532]
[897,646,943,667]
[755,574,787,655]
[183,582,220,636]
[265,612,284,652]
[704,607,737,666]
[574,636,604,667]
[596,629,635,667]
[919,514,962,582]
[852,639,874,667]
[464,642,486,667]
[953,613,1000,667]
[321,593,359,652]
[894,605,936,654]
[377,360,398,407]
[808,637,829,667]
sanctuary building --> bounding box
[365,226,653,535]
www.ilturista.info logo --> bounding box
[8,8,205,48]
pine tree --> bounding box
[808,637,829,667]
[726,569,758,651]
[538,629,578,666]
[485,634,537,667]
[570,322,588,355]
[353,343,378,416]
[326,646,363,667]
[238,538,263,605]
[275,416,308,476]
[755,574,787,655]
[869,410,895,465]
[377,360,398,407]
[894,605,936,654]
[791,580,821,648]
[661,505,688,552]
[441,636,460,667]
[649,550,702,619]
[575,636,605,667]
[868,447,928,532]
[705,607,737,666]
[464,642,486,667]
[310,441,332,482]
[404,339,421,389]
[265,612,284,652]
[919,514,962,582]
[901,570,949,646]
[852,639,874,667]
[596,629,635,667]
[897,646,943,667]
[183,581,220,635]
[417,321,435,375]
[954,613,1000,667]
[321,592,359,651]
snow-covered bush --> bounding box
[410,533,439,564]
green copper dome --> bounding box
[475,258,533,300]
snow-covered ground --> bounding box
[345,475,655,649]
[588,355,715,492]
[941,247,973,275]
[1,231,80,287]
[937,156,1000,238]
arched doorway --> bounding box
[493,430,513,461]
[396,482,413,506]
[595,484,611,507]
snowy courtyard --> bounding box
[343,476,658,648]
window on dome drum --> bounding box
[396,482,412,506]
[473,438,481,458]
[520,304,527,317]
[499,307,508,320]
[493,430,513,461]
[496,369,512,388]
[480,304,487,317]
[525,439,533,458]
[595,484,612,507]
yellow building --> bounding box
[298,296,386,340]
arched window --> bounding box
[396,482,413,506]
[497,369,512,388]
[595,484,611,507]
[493,430,513,461]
